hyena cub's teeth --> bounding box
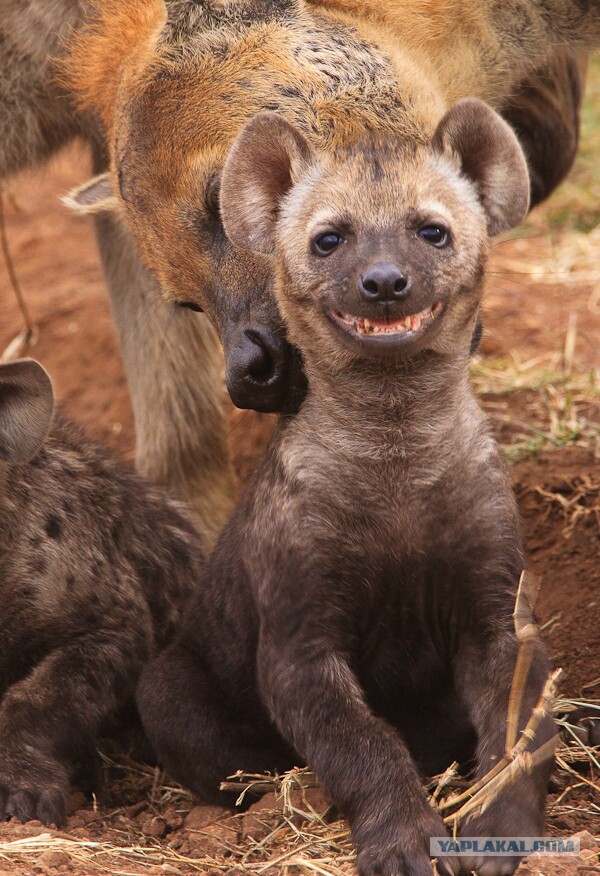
[334,304,441,337]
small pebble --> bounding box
[141,816,168,839]
[183,804,229,831]
[38,850,71,869]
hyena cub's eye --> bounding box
[312,232,345,256]
[417,225,450,247]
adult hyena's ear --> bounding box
[221,113,316,254]
[62,173,119,215]
[0,360,54,464]
[432,98,530,236]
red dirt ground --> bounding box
[0,146,598,875]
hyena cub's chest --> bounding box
[352,558,462,733]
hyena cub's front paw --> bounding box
[457,794,546,876]
[0,740,70,826]
[355,802,458,876]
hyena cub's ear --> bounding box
[62,173,119,215]
[221,113,316,254]
[0,360,54,463]
[432,98,530,236]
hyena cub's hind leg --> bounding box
[0,618,149,826]
[137,640,297,808]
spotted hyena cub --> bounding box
[138,99,557,876]
[0,359,205,827]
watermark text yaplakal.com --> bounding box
[430,837,580,858]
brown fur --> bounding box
[0,1,591,546]
[62,0,599,344]
[0,1,88,177]
[0,360,205,826]
[137,103,554,876]
[64,0,167,136]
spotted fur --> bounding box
[0,360,205,827]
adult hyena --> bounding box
[64,0,597,403]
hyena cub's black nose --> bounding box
[359,262,411,303]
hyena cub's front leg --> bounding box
[257,588,456,876]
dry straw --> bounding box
[0,186,37,362]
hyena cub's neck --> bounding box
[288,348,485,467]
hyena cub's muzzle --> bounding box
[326,250,446,360]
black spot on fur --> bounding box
[29,453,45,469]
[44,515,62,540]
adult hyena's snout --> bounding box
[225,325,306,413]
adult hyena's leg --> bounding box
[94,211,237,547]
[0,1,87,179]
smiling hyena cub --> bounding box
[138,99,555,876]
[0,359,204,827]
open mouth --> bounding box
[329,301,443,340]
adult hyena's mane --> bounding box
[164,0,299,42]
[62,0,168,133]
[62,0,305,133]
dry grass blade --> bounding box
[0,187,37,361]
[506,571,542,752]
[429,762,460,804]
[470,346,600,462]
[440,669,562,819]
[443,735,559,827]
[555,755,600,797]
[0,832,219,871]
[534,475,600,537]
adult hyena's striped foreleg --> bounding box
[94,210,237,548]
